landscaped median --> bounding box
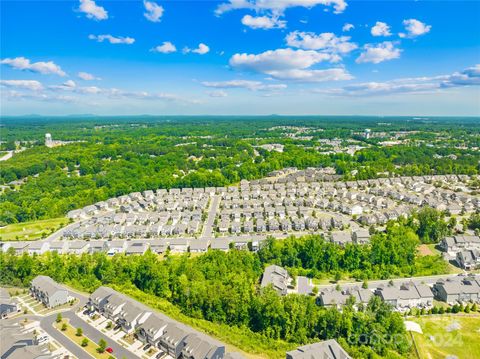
[54,317,113,359]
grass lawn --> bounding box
[410,314,480,359]
[0,217,68,241]
[55,320,112,359]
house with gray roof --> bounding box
[375,282,433,310]
[0,288,18,319]
[211,239,230,252]
[126,242,148,255]
[261,265,292,296]
[89,286,116,313]
[433,275,480,304]
[182,334,225,359]
[137,313,169,347]
[1,323,53,359]
[159,323,190,358]
[117,299,151,333]
[30,276,69,308]
[27,242,50,255]
[456,249,480,270]
[286,339,351,359]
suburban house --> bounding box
[0,288,18,319]
[27,242,50,255]
[1,323,53,359]
[117,299,151,333]
[89,286,116,313]
[456,249,480,270]
[433,275,480,304]
[260,265,292,296]
[318,287,373,308]
[181,333,225,359]
[352,229,370,244]
[286,339,351,359]
[87,287,228,359]
[374,282,433,310]
[137,313,169,347]
[440,235,480,255]
[30,276,69,308]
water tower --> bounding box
[45,133,53,147]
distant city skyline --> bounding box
[1,0,479,116]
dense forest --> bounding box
[0,218,453,358]
[1,116,479,225]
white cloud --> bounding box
[143,0,164,22]
[207,90,228,97]
[88,34,135,45]
[1,57,66,76]
[78,0,108,20]
[229,48,352,82]
[202,80,287,91]
[78,72,100,81]
[342,23,354,32]
[0,79,44,91]
[215,0,347,16]
[285,31,357,54]
[321,64,480,96]
[371,21,391,37]
[231,48,338,72]
[356,41,401,64]
[151,41,177,53]
[241,15,286,29]
[184,43,210,55]
[265,68,352,82]
[400,19,431,38]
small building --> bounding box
[433,275,480,304]
[456,249,480,270]
[260,265,292,296]
[286,339,351,359]
[0,288,18,319]
[30,276,69,308]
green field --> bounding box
[0,217,68,241]
[411,314,480,359]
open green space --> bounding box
[0,217,68,241]
[411,314,480,359]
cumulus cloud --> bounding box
[202,80,287,91]
[143,0,164,22]
[215,0,347,16]
[0,79,44,91]
[241,15,286,29]
[230,48,338,72]
[371,21,391,37]
[285,31,357,54]
[207,90,228,97]
[78,72,100,80]
[184,43,210,55]
[1,57,66,76]
[321,64,480,96]
[356,41,401,64]
[151,41,177,53]
[229,48,353,82]
[88,34,135,44]
[400,19,431,38]
[78,0,108,20]
[342,23,354,32]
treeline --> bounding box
[0,237,417,358]
[258,221,449,280]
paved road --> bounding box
[315,273,466,290]
[201,195,220,240]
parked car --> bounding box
[156,351,166,359]
[143,344,151,351]
[106,347,113,353]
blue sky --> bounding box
[1,0,479,116]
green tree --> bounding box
[97,339,107,353]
